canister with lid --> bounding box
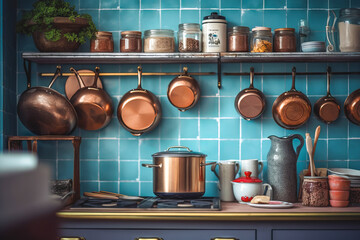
[274,28,296,52]
[228,26,249,52]
[120,31,142,52]
[338,8,360,52]
[90,31,114,52]
[302,176,329,207]
[178,23,202,52]
[144,29,175,53]
[202,12,227,52]
[251,27,273,52]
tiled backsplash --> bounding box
[15,0,360,197]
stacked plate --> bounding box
[328,168,360,188]
[301,41,326,52]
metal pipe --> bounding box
[41,72,216,77]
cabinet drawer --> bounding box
[273,230,360,240]
[59,229,256,240]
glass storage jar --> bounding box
[178,23,202,52]
[302,177,329,207]
[228,26,249,52]
[251,27,273,52]
[274,28,296,52]
[90,31,114,52]
[120,31,142,52]
[144,29,175,53]
[338,8,360,52]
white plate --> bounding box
[328,168,360,178]
[247,201,294,209]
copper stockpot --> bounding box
[142,146,215,199]
[167,67,200,112]
[17,66,77,135]
[117,66,162,136]
[314,68,340,124]
[70,67,114,130]
[272,68,312,129]
[234,67,266,120]
[344,88,360,126]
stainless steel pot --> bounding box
[142,146,214,199]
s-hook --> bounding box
[23,59,32,89]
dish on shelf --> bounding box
[301,41,326,52]
[247,201,294,209]
[328,168,360,178]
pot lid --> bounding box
[232,171,262,183]
[203,12,226,20]
[152,146,207,158]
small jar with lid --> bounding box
[251,27,273,52]
[302,177,329,207]
[274,28,296,52]
[178,23,202,52]
[338,8,360,52]
[90,31,114,52]
[144,29,175,53]
[228,26,250,52]
[120,31,142,52]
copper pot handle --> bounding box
[136,66,143,90]
[92,66,100,88]
[201,161,217,167]
[249,67,254,88]
[290,67,296,91]
[70,67,86,89]
[48,66,62,89]
[166,146,191,152]
[326,66,331,97]
[142,163,162,168]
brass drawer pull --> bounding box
[211,238,238,240]
[59,237,86,240]
[135,238,164,240]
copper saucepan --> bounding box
[117,66,162,136]
[272,67,312,129]
[314,67,340,124]
[234,67,266,120]
[344,88,360,126]
[167,67,200,112]
[70,67,114,130]
[17,66,78,135]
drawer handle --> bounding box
[211,238,238,240]
[59,238,86,240]
[135,238,164,240]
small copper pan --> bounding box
[272,67,312,129]
[234,67,266,120]
[117,66,162,136]
[344,88,360,126]
[65,69,103,100]
[70,67,114,130]
[167,67,200,112]
[314,67,340,124]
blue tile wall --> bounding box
[14,0,360,197]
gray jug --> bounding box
[267,134,304,203]
[211,161,240,202]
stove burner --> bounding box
[73,198,138,208]
[156,199,212,208]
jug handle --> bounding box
[211,163,220,179]
[258,162,264,175]
[235,162,240,176]
[290,134,304,160]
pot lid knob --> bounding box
[244,171,252,179]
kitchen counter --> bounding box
[57,202,360,221]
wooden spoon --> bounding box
[311,126,321,175]
[306,133,315,177]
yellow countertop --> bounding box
[57,202,360,221]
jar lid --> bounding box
[121,31,141,36]
[152,146,207,158]
[179,23,200,30]
[252,27,271,32]
[203,12,226,20]
[230,26,250,33]
[95,31,113,36]
[274,28,295,32]
[232,171,262,183]
[340,8,360,16]
[144,29,174,37]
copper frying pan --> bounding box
[314,67,340,124]
[117,66,162,136]
[70,67,114,130]
[234,67,266,120]
[65,69,103,99]
[344,88,360,126]
[272,67,312,129]
[167,67,200,112]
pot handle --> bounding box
[262,183,273,200]
[48,66,62,89]
[166,146,192,152]
[201,161,217,167]
[70,67,86,89]
[142,163,162,168]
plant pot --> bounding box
[29,17,88,52]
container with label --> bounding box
[120,31,142,52]
[228,26,249,52]
[144,29,175,53]
[202,12,227,52]
[178,23,202,52]
[90,31,114,52]
[338,8,360,52]
[274,28,296,52]
[251,27,273,52]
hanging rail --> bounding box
[40,72,216,77]
[224,69,360,76]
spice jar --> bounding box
[302,177,329,207]
[144,29,175,53]
[228,26,249,52]
[251,27,273,52]
[178,23,202,52]
[274,28,296,52]
[120,31,142,52]
[90,31,114,52]
[338,8,360,52]
[202,12,227,52]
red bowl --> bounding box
[330,200,349,207]
[329,190,350,201]
[328,175,349,181]
[329,179,351,190]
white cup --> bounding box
[240,159,263,178]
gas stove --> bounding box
[71,197,221,211]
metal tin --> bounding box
[202,12,227,52]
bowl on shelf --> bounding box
[301,41,326,52]
[330,199,349,207]
[329,178,351,191]
[329,190,350,201]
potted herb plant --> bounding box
[17,0,97,52]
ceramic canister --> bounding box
[202,12,227,52]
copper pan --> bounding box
[272,67,311,129]
[167,67,200,112]
[117,66,162,136]
[314,67,340,124]
[234,67,266,120]
[344,88,360,126]
[17,66,77,135]
[70,67,114,130]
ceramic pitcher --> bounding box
[211,161,240,201]
[267,134,304,203]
